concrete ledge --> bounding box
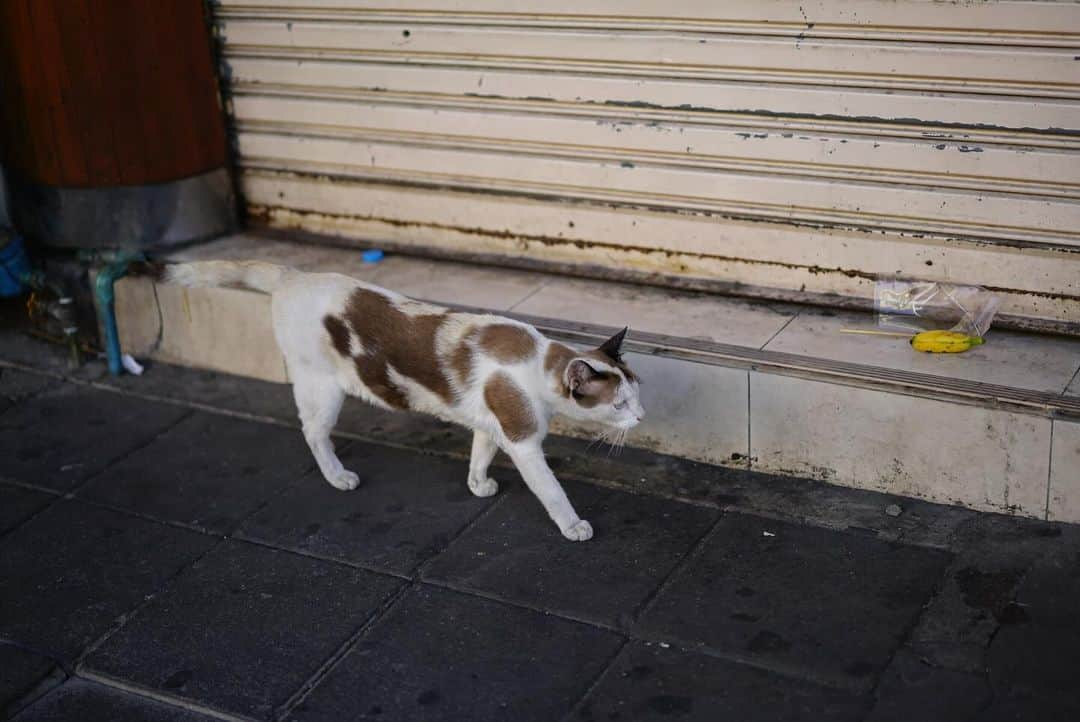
[109,233,1080,521]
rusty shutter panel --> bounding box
[211,1,1080,330]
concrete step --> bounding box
[110,233,1080,522]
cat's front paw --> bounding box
[561,519,593,542]
[468,476,499,498]
[328,470,361,491]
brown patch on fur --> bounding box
[545,342,577,398]
[342,288,453,408]
[584,349,639,384]
[546,342,629,405]
[478,324,536,363]
[545,342,577,377]
[449,327,477,384]
[572,364,619,408]
[357,359,410,409]
[323,315,352,358]
[484,373,537,442]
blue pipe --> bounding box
[93,252,142,376]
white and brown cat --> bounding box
[159,260,644,541]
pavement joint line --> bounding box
[628,510,728,625]
[560,637,632,722]
[65,495,227,540]
[228,533,412,582]
[0,365,63,407]
[0,407,191,547]
[641,630,876,694]
[73,536,227,672]
[417,576,625,635]
[746,369,753,471]
[758,309,799,351]
[65,407,197,500]
[274,579,416,721]
[3,666,67,720]
[411,487,513,579]
[1045,420,1055,521]
[1,357,974,554]
[982,562,1036,656]
[1061,364,1080,396]
[76,668,255,722]
[0,358,495,490]
[0,636,72,683]
[417,576,874,694]
[0,477,65,496]
[0,480,65,545]
[863,556,968,706]
[501,280,548,313]
[0,357,479,464]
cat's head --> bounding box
[554,328,644,430]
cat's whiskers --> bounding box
[595,426,629,457]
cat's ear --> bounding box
[597,326,629,362]
[567,359,601,394]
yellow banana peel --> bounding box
[910,330,984,353]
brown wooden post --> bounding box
[0,0,234,248]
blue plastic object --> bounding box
[0,232,31,297]
[361,249,384,264]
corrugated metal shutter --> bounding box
[211,0,1080,330]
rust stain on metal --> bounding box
[249,203,1080,306]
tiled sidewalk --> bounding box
[2,355,1079,721]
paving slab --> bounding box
[76,411,314,533]
[239,442,493,575]
[907,513,1079,673]
[0,643,58,716]
[290,584,623,722]
[335,404,472,458]
[0,500,216,664]
[0,368,58,413]
[865,649,989,722]
[974,695,1080,722]
[82,540,403,720]
[423,480,717,628]
[0,384,189,492]
[87,358,300,421]
[576,641,866,722]
[0,484,55,535]
[636,512,952,689]
[85,355,474,459]
[986,539,1080,710]
[12,679,217,722]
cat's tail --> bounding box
[162,261,290,294]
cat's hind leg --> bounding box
[467,430,499,497]
[292,372,358,491]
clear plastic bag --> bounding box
[876,279,1001,337]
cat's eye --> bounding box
[615,400,628,410]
